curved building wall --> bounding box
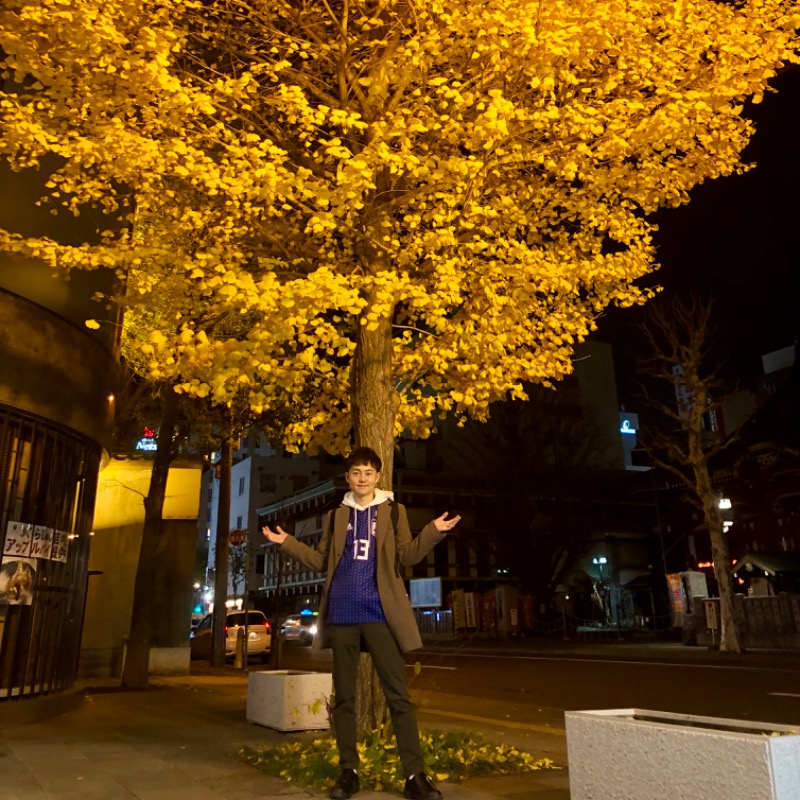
[0,290,116,445]
[0,292,116,699]
[0,406,100,698]
[0,160,119,701]
[0,160,120,353]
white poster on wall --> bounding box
[3,521,33,559]
[30,526,53,560]
[0,556,37,605]
[50,530,69,563]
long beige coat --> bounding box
[279,500,445,652]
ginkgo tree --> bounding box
[1,0,798,481]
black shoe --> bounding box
[330,769,359,800]
[404,773,442,800]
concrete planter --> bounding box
[566,708,800,800]
[246,670,332,732]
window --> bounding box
[292,475,309,492]
[256,554,266,575]
[238,476,246,496]
[236,515,243,530]
[259,473,277,492]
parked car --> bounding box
[189,610,271,661]
[280,613,318,645]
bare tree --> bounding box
[637,296,741,653]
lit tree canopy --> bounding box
[1,0,798,461]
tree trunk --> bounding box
[352,308,398,482]
[121,387,178,688]
[351,305,398,734]
[692,440,741,653]
[356,652,390,735]
[707,509,740,653]
[211,438,233,667]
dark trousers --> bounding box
[328,622,424,776]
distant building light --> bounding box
[723,521,733,532]
[592,556,608,565]
[718,497,732,510]
[697,561,714,569]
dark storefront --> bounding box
[0,408,100,698]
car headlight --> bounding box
[309,625,317,635]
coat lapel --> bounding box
[333,505,349,561]
[375,501,389,552]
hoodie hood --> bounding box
[342,488,394,510]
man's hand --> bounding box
[262,525,288,544]
[433,512,461,533]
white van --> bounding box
[190,610,271,661]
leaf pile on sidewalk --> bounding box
[240,729,557,791]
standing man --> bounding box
[262,446,460,800]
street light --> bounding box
[592,556,608,580]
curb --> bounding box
[0,684,86,728]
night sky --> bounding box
[599,64,799,402]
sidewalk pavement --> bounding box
[4,636,792,800]
[0,671,569,800]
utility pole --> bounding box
[211,439,232,668]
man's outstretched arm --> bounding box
[262,516,329,573]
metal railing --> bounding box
[0,406,99,700]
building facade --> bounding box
[197,432,321,613]
[0,162,118,701]
[199,340,658,637]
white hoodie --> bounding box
[341,488,394,511]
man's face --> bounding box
[346,463,380,503]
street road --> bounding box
[275,642,800,728]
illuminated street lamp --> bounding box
[592,556,608,580]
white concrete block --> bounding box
[148,646,190,675]
[565,708,800,800]
[247,670,332,731]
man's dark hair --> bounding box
[345,447,382,473]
